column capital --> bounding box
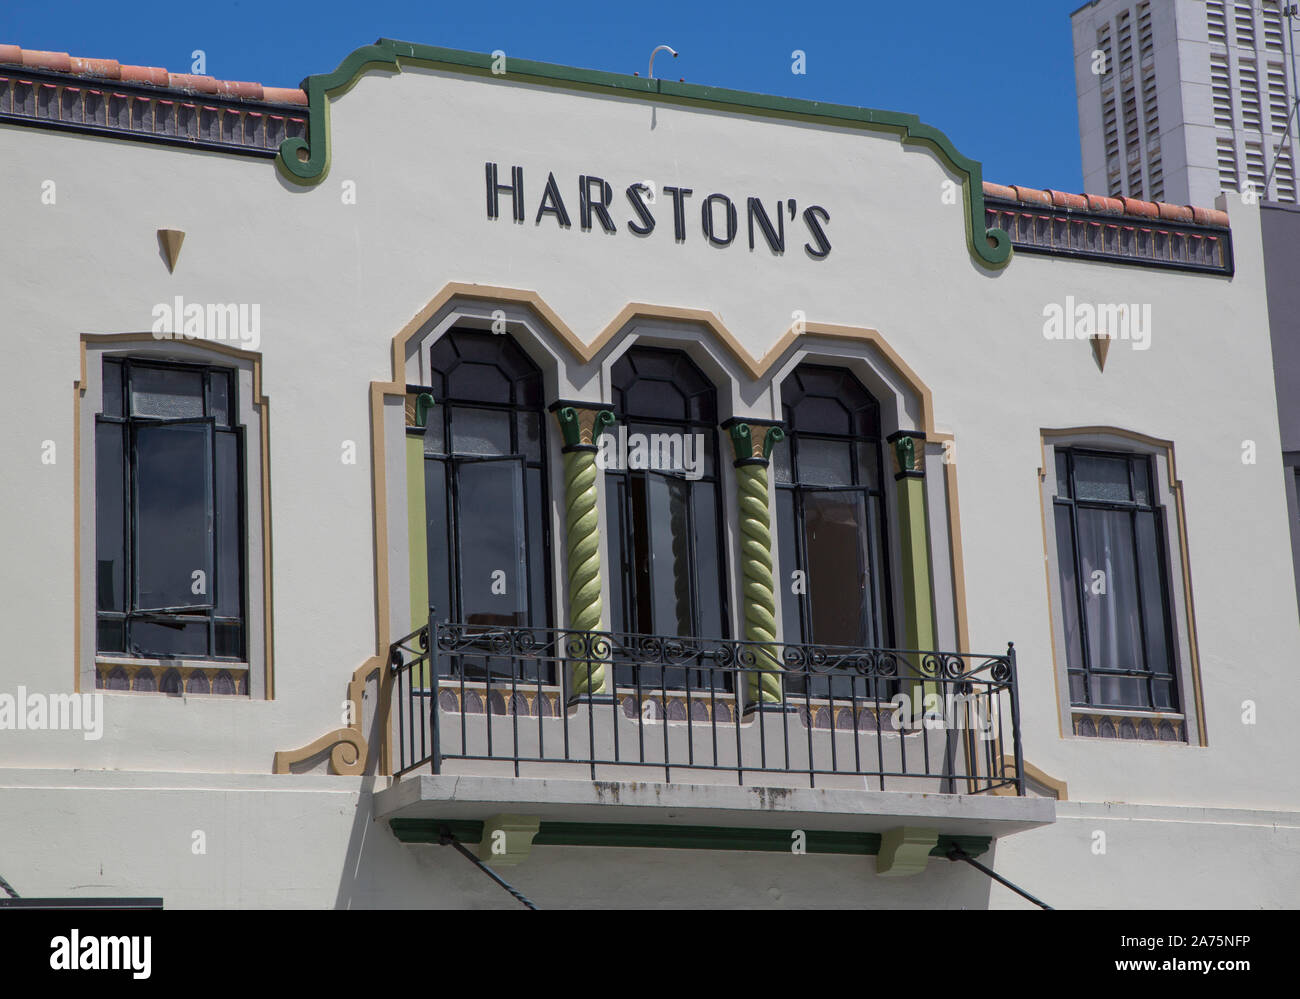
[549,399,617,453]
[404,386,436,429]
[887,429,927,480]
[722,417,786,467]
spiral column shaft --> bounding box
[552,404,617,699]
[725,420,786,707]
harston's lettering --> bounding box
[485,163,832,259]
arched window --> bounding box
[421,329,552,677]
[775,365,894,673]
[606,347,729,688]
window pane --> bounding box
[209,372,231,426]
[692,483,725,639]
[517,411,543,463]
[1055,451,1070,498]
[134,422,212,611]
[450,406,511,456]
[1136,511,1173,676]
[625,380,686,421]
[102,359,123,417]
[131,618,208,658]
[796,438,853,486]
[215,620,244,660]
[455,460,526,627]
[1073,454,1132,502]
[772,439,792,483]
[1132,459,1152,505]
[215,431,242,619]
[96,422,126,613]
[646,473,695,637]
[855,443,881,491]
[423,403,445,456]
[867,495,890,647]
[130,366,204,419]
[607,478,629,634]
[525,467,549,630]
[97,618,125,653]
[805,491,870,646]
[777,489,802,643]
[448,362,511,404]
[1053,504,1084,670]
[1076,507,1147,707]
[792,396,852,436]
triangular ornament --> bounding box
[1090,333,1111,372]
[158,229,185,273]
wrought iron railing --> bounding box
[388,620,1025,794]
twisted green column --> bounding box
[551,402,617,699]
[724,419,786,707]
[888,431,937,720]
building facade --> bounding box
[1,39,1299,908]
[1072,0,1300,206]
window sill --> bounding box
[94,657,249,696]
[1068,706,1188,743]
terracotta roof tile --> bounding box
[1085,193,1124,213]
[22,49,72,73]
[1156,201,1195,222]
[984,182,1228,228]
[1049,189,1088,210]
[1011,185,1053,206]
[1120,196,1158,218]
[0,41,306,104]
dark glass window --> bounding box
[95,358,245,661]
[1053,448,1178,711]
[605,347,730,690]
[775,365,893,697]
[421,329,552,681]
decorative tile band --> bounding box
[984,197,1232,275]
[0,68,307,158]
[435,685,913,732]
[1072,712,1185,742]
[95,662,248,696]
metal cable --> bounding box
[439,830,538,910]
[947,846,1053,910]
[0,873,19,899]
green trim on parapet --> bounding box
[388,817,991,858]
[274,39,1012,270]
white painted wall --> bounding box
[1,59,1297,905]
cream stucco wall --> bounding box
[1,58,1297,905]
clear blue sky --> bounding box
[1,0,1089,192]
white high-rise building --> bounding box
[1072,0,1300,206]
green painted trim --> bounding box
[895,473,938,711]
[275,39,1011,269]
[405,435,430,686]
[388,817,991,857]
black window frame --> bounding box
[94,356,247,663]
[605,346,732,691]
[775,364,895,697]
[418,328,554,682]
[1053,446,1180,712]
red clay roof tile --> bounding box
[0,41,306,104]
[984,182,1227,228]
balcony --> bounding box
[376,622,1054,869]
